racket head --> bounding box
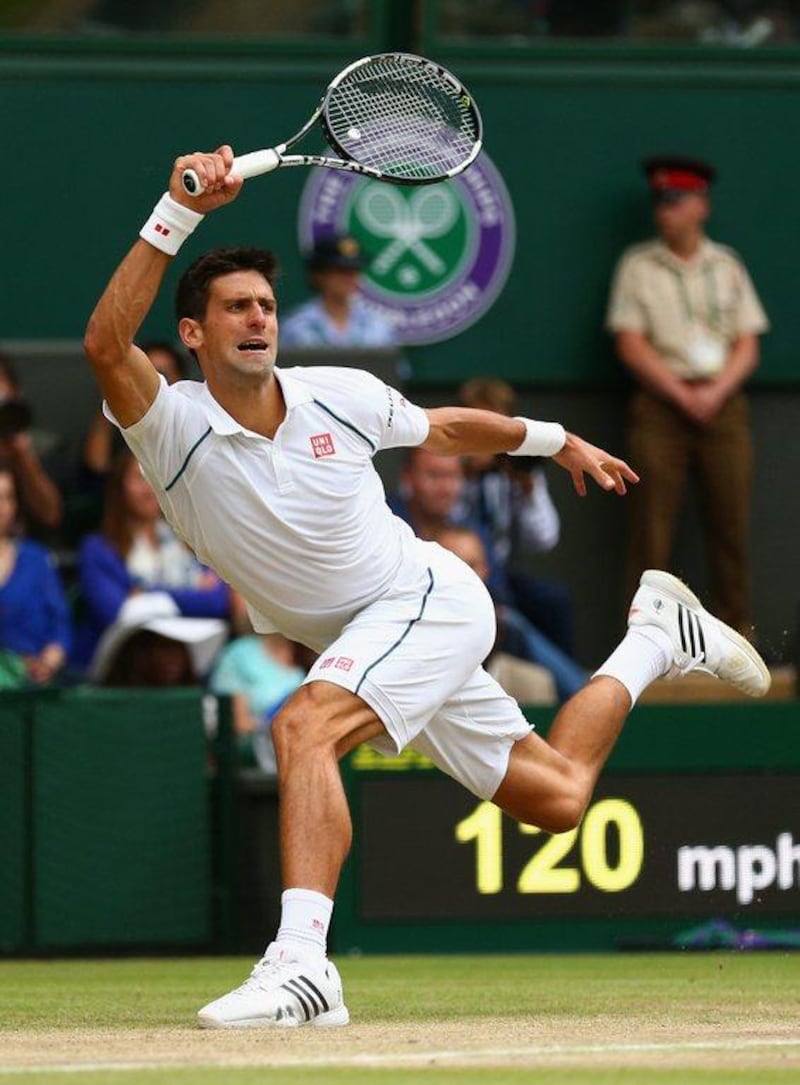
[320,52,483,185]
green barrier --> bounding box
[0,695,31,952]
[0,688,218,954]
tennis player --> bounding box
[84,147,770,1029]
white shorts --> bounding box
[304,540,532,799]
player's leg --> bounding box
[197,682,384,1031]
[271,681,384,896]
[494,567,770,829]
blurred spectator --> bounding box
[81,340,189,484]
[209,631,307,774]
[90,591,227,687]
[458,377,575,655]
[72,448,230,669]
[434,524,556,705]
[280,236,398,348]
[390,447,586,701]
[0,466,70,687]
[607,155,768,634]
[0,350,63,534]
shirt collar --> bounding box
[654,237,714,272]
[195,367,314,437]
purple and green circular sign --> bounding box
[297,152,516,345]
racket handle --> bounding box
[181,149,281,196]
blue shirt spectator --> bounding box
[0,465,70,686]
[72,449,229,669]
[280,235,398,349]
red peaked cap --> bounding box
[642,156,716,202]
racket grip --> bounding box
[181,149,281,196]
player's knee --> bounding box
[537,794,587,835]
[271,687,333,763]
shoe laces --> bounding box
[237,953,295,994]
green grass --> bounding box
[0,954,798,1084]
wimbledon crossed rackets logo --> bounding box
[297,151,515,345]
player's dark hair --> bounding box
[175,247,280,322]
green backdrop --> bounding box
[3,41,799,384]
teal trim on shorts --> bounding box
[165,426,212,492]
[355,567,435,694]
[312,398,376,453]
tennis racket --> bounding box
[181,51,483,196]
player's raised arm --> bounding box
[423,406,639,496]
[84,146,243,428]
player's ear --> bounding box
[179,317,203,351]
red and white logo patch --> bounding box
[310,432,335,459]
[154,223,171,236]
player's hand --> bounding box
[169,146,243,213]
[553,433,639,497]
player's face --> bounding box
[183,271,278,379]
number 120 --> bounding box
[455,798,644,895]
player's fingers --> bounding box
[571,469,588,497]
[214,144,235,171]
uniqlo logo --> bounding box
[310,433,335,458]
[319,656,335,670]
[335,657,353,672]
[154,223,171,236]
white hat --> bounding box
[90,591,228,682]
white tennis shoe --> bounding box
[197,943,349,1029]
[629,570,770,697]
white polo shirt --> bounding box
[106,366,430,650]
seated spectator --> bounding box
[280,235,398,348]
[90,591,227,687]
[0,349,63,535]
[209,629,307,774]
[434,525,556,705]
[0,466,70,687]
[458,377,575,655]
[390,447,586,702]
[72,448,230,669]
[81,340,189,485]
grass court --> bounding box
[1,952,798,1083]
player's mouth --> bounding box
[237,339,269,353]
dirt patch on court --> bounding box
[3,1016,800,1072]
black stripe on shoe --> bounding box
[695,616,707,661]
[294,975,330,1014]
[678,604,689,654]
[282,981,312,1021]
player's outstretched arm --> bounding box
[84,146,243,429]
[423,406,638,496]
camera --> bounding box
[0,399,33,439]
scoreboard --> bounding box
[334,702,800,952]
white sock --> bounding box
[275,888,333,959]
[593,627,673,705]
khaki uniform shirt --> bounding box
[606,238,769,379]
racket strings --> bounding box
[325,57,480,181]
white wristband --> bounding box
[139,192,205,256]
[509,416,567,457]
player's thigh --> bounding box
[304,546,496,754]
[410,665,532,800]
[273,679,387,761]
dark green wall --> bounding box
[3,42,799,384]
